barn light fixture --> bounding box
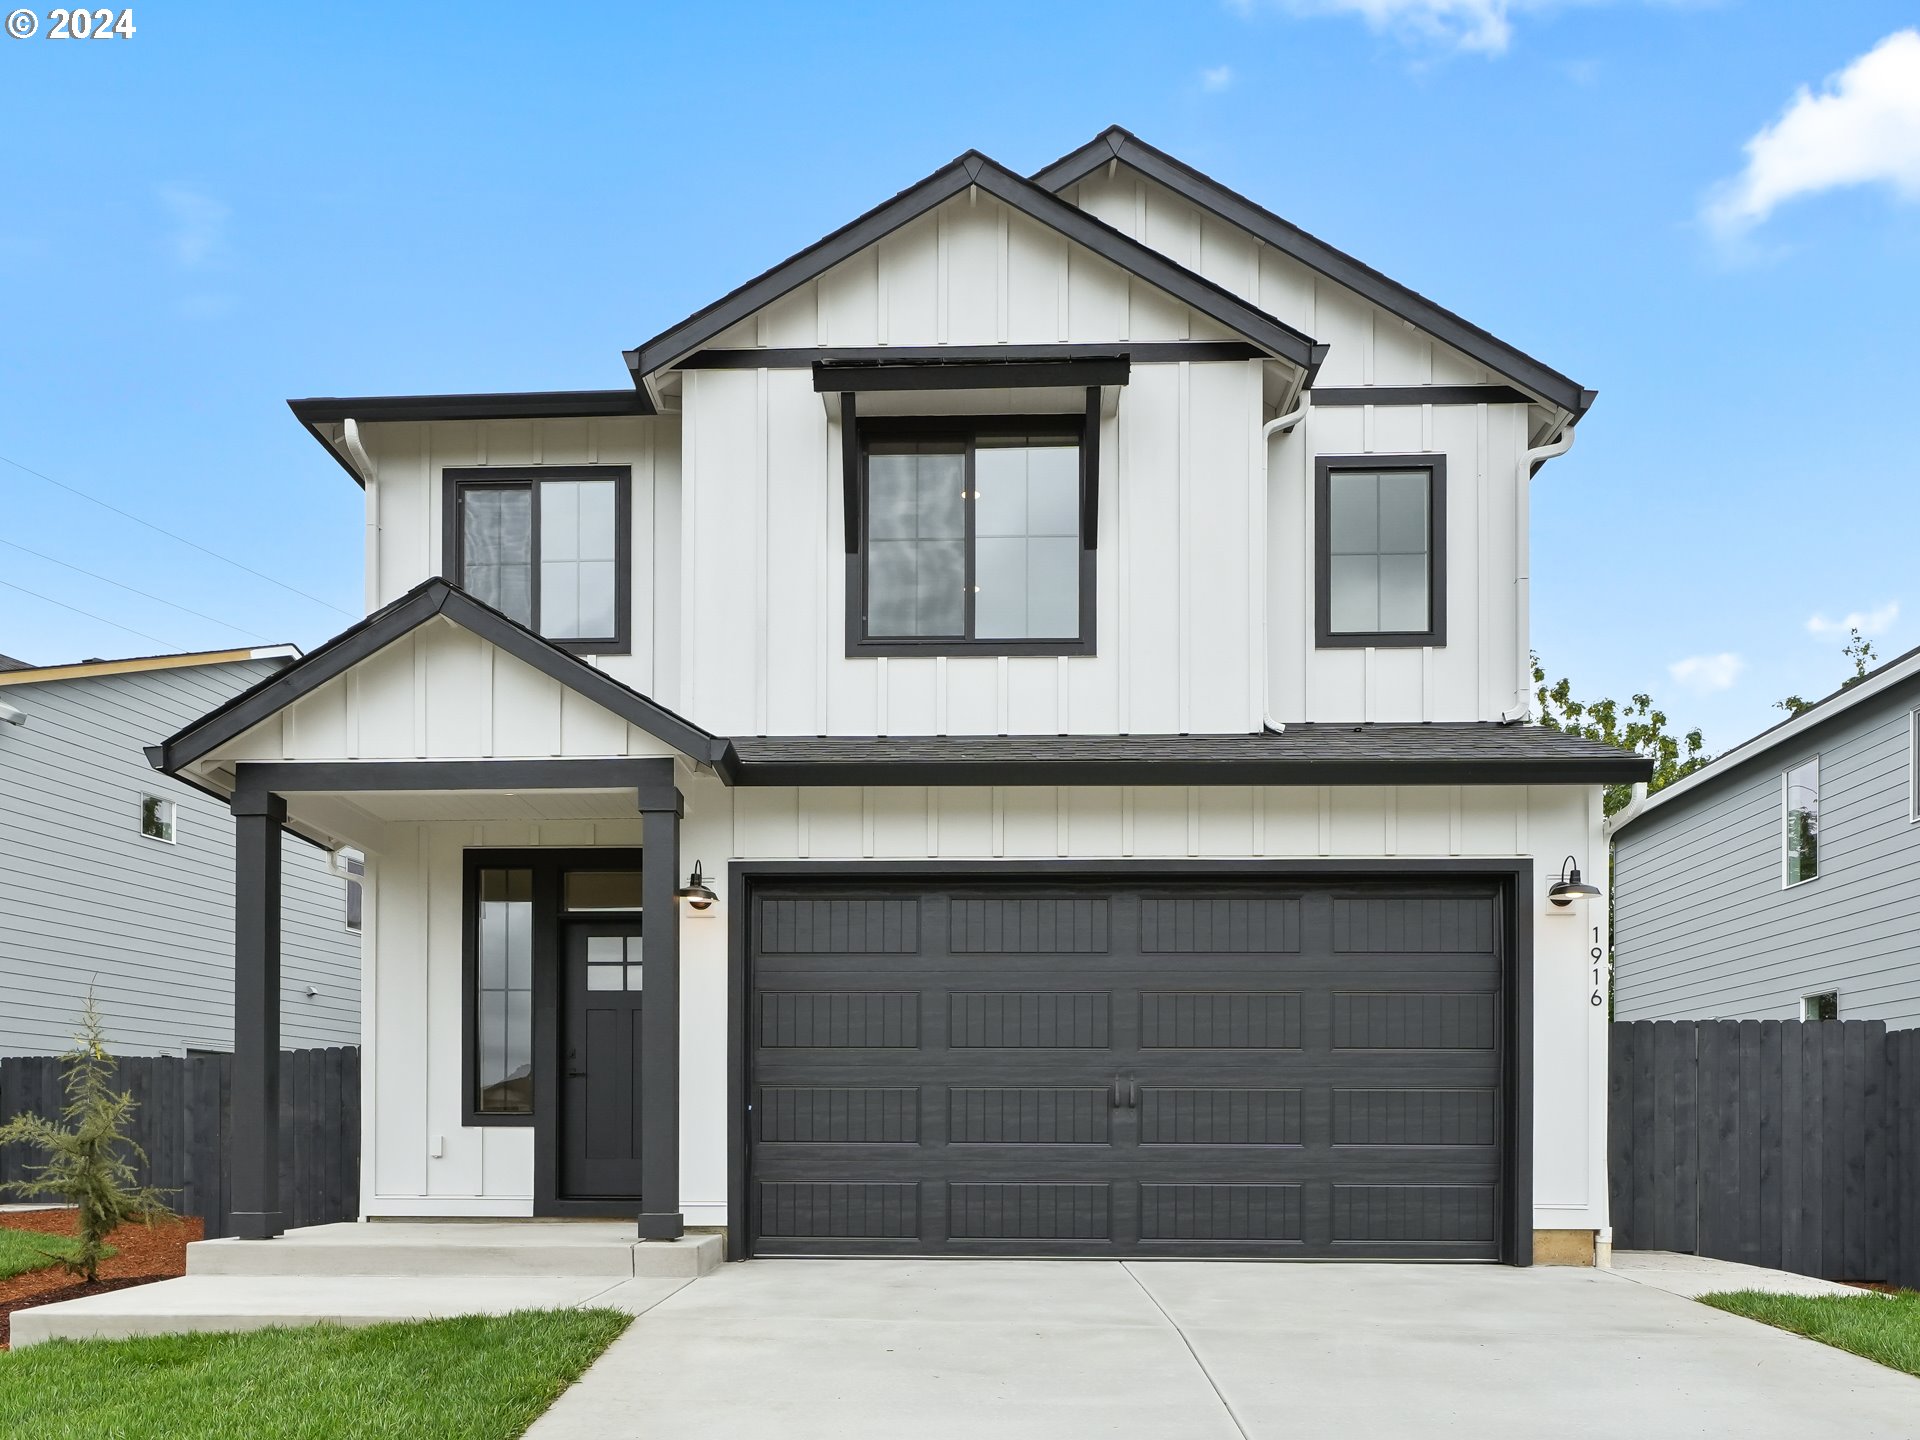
[676,862,717,911]
[1547,855,1602,907]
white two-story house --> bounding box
[148,129,1644,1265]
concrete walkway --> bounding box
[528,1258,1919,1440]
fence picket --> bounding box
[0,1047,358,1238]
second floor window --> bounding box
[851,417,1093,656]
[1315,454,1447,648]
[444,467,631,654]
[1784,757,1820,885]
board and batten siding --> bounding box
[0,661,360,1057]
[351,184,1535,737]
[1614,679,1920,1028]
[357,777,1609,1235]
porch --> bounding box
[9,1221,722,1347]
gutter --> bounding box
[1257,385,1312,735]
[1502,416,1578,723]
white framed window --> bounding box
[1910,709,1919,823]
[344,854,364,933]
[1802,991,1838,1022]
[1783,758,1820,886]
[139,794,176,844]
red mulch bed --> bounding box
[0,1209,201,1350]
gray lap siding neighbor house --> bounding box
[1611,646,1920,1028]
[0,652,361,1056]
[157,127,1644,1259]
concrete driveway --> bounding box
[528,1259,1919,1439]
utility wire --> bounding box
[0,450,356,618]
[0,577,182,651]
[0,536,278,644]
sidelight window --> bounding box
[473,867,534,1116]
[444,467,630,653]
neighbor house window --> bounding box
[1784,758,1820,886]
[1910,710,1919,823]
[444,467,631,653]
[139,795,176,843]
[344,854,364,933]
[1315,455,1447,648]
[851,417,1092,655]
[1802,991,1839,1022]
[472,867,534,1116]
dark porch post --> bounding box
[637,781,685,1240]
[229,791,286,1239]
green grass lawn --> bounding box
[0,1309,631,1440]
[1701,1289,1920,1379]
[0,1226,99,1280]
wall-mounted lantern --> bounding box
[1547,855,1602,907]
[676,861,718,911]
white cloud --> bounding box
[1807,600,1899,639]
[1707,30,1920,234]
[1668,652,1746,694]
[1201,64,1235,91]
[156,185,229,269]
[1244,0,1632,56]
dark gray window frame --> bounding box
[846,411,1097,658]
[460,846,645,1129]
[1314,453,1448,650]
[442,466,633,656]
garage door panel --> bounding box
[949,1087,1111,1144]
[948,991,1112,1048]
[749,880,1508,1260]
[1137,1086,1303,1145]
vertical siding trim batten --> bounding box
[1178,361,1192,734]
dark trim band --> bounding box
[813,356,1128,393]
[1311,385,1536,407]
[682,342,1264,369]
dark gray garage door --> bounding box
[748,880,1507,1259]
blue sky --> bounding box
[2,1,1916,754]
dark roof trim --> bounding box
[1032,128,1593,420]
[289,391,655,424]
[681,342,1264,369]
[723,730,1651,788]
[287,391,658,490]
[625,150,1323,388]
[812,355,1128,393]
[150,577,730,778]
[1312,385,1535,407]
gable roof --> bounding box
[623,149,1326,397]
[147,578,729,776]
[1610,640,1920,836]
[1032,127,1595,421]
[0,645,299,689]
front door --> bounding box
[560,920,646,1200]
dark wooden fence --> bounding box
[0,1047,359,1239]
[1610,1020,1920,1288]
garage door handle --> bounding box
[1109,1077,1125,1109]
[1128,1079,1140,1109]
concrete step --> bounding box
[186,1223,723,1280]
[8,1272,692,1348]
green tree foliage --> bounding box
[1533,656,1710,816]
[0,996,175,1283]
[1778,627,1879,717]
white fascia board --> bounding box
[1612,647,1920,834]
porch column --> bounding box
[230,791,286,1239]
[637,782,685,1240]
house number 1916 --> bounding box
[1590,927,1605,1008]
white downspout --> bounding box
[1258,388,1311,735]
[1502,417,1577,723]
[341,418,379,614]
